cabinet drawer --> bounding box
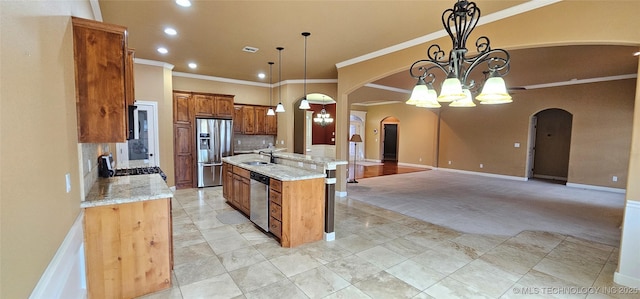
[270,178,282,192]
[270,217,282,238]
[269,190,282,206]
[270,202,282,220]
[233,166,250,178]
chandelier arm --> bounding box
[461,48,511,86]
[409,59,449,79]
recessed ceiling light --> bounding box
[157,47,168,54]
[258,73,266,79]
[176,0,191,7]
[188,62,197,69]
[164,27,177,36]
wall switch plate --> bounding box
[480,163,484,168]
[65,173,71,193]
[613,176,618,182]
[448,161,452,165]
[514,142,521,148]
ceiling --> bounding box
[99,1,639,104]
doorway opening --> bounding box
[380,117,399,162]
[116,101,159,168]
[528,108,573,183]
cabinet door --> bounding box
[72,17,128,143]
[125,48,135,107]
[194,94,214,117]
[254,107,267,135]
[240,177,251,214]
[173,92,192,125]
[266,114,277,135]
[174,124,193,189]
[242,106,256,134]
[233,106,243,133]
[232,173,242,209]
[223,164,234,201]
[215,96,234,118]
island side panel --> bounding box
[84,198,171,299]
[281,178,325,248]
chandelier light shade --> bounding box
[408,0,511,108]
[267,62,276,116]
[313,96,334,126]
[275,47,286,113]
[299,32,311,110]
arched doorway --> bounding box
[293,93,335,155]
[529,108,573,182]
[380,117,400,162]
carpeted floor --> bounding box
[346,170,625,246]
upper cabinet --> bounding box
[194,93,234,118]
[234,105,277,136]
[72,17,133,143]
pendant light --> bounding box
[298,32,311,110]
[275,47,285,113]
[266,62,275,116]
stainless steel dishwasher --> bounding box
[249,171,270,232]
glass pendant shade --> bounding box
[299,99,311,110]
[275,103,285,112]
[267,108,275,116]
[449,89,476,107]
[406,78,428,105]
[476,76,512,104]
[438,77,466,102]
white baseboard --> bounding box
[435,167,528,181]
[566,183,626,194]
[336,191,347,197]
[324,232,336,242]
[30,211,86,299]
[615,200,640,288]
[397,162,434,169]
[364,159,381,163]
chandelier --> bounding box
[407,0,512,108]
[313,96,334,126]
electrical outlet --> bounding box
[448,160,452,165]
[419,157,422,162]
[310,164,317,170]
[298,162,304,167]
[238,140,241,144]
[480,163,484,168]
[87,159,91,170]
[281,140,284,145]
[613,176,618,182]
[262,140,266,144]
[514,142,521,148]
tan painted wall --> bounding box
[0,1,95,298]
[134,63,176,187]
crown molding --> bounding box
[135,58,174,70]
[523,74,637,90]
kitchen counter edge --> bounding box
[223,154,326,181]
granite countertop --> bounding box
[223,154,326,181]
[81,174,173,208]
[270,152,348,169]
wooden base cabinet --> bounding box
[83,199,172,299]
[269,178,325,248]
[225,164,250,215]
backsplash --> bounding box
[234,135,276,152]
[80,143,110,199]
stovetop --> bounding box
[114,166,167,181]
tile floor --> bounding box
[140,187,637,299]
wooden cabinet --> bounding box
[173,92,194,189]
[84,199,172,299]
[242,106,256,134]
[269,177,325,248]
[72,17,133,143]
[233,106,243,133]
[194,94,234,118]
[266,114,278,135]
[235,105,277,135]
[225,164,250,215]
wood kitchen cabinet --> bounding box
[84,199,172,299]
[194,93,234,118]
[234,105,277,135]
[241,106,256,134]
[233,106,243,133]
[266,113,278,135]
[194,94,215,117]
[254,106,267,135]
[225,164,250,215]
[215,95,234,118]
[72,17,134,143]
[269,177,324,247]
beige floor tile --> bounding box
[451,233,508,255]
[299,241,353,264]
[180,273,242,299]
[334,234,379,253]
[533,257,602,287]
[218,246,267,272]
[241,231,274,245]
[448,259,520,297]
[290,265,350,299]
[507,231,565,255]
[244,278,309,299]
[545,239,611,273]
[592,262,640,299]
[381,236,429,258]
[356,245,407,269]
[356,227,398,244]
[354,271,421,299]
[208,234,251,254]
[173,256,226,286]
[228,260,286,293]
[425,277,493,299]
[480,242,546,275]
[322,285,371,299]
[269,251,322,277]
[411,248,470,275]
[253,239,299,259]
[173,242,216,266]
[200,225,242,242]
[326,255,384,284]
[172,231,206,249]
[374,222,417,237]
[137,286,183,299]
[428,240,481,261]
[386,260,446,291]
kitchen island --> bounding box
[222,152,346,247]
[82,174,173,299]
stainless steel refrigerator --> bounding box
[196,118,233,187]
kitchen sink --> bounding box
[243,161,269,166]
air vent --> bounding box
[242,46,259,53]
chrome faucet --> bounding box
[258,151,276,163]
